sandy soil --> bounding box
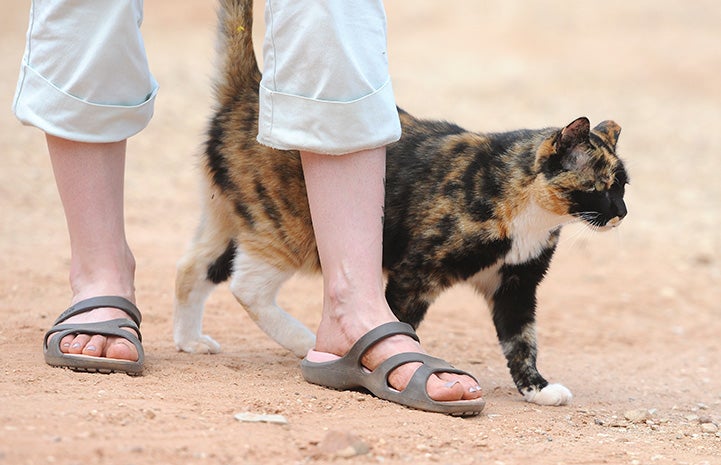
[1,1,720,464]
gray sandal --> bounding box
[301,322,485,417]
[43,296,144,376]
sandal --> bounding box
[43,296,144,376]
[300,321,485,417]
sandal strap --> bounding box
[403,357,480,401]
[369,352,478,390]
[52,296,141,327]
[344,321,419,365]
[45,319,142,346]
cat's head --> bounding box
[535,117,629,231]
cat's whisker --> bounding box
[573,211,604,228]
[567,212,604,241]
[610,222,627,246]
[560,223,592,250]
[561,216,585,227]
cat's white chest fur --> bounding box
[505,200,566,265]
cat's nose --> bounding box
[614,199,627,219]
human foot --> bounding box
[301,321,485,416]
[43,296,144,375]
[303,322,484,416]
[57,307,139,360]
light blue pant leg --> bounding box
[13,0,158,143]
[258,0,401,155]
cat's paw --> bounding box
[283,330,316,359]
[523,383,573,406]
[175,335,222,354]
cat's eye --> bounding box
[594,180,606,192]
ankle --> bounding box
[315,294,398,356]
[68,247,137,303]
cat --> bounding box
[174,0,629,406]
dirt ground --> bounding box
[1,1,720,464]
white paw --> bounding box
[523,383,573,406]
[175,335,222,354]
[283,330,316,359]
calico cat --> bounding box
[174,0,629,406]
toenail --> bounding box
[469,385,482,393]
[86,345,97,352]
[62,342,71,348]
[444,380,460,389]
[71,342,81,349]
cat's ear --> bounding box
[593,120,621,148]
[554,117,590,154]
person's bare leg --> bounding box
[47,135,139,361]
[301,148,482,402]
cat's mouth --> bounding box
[573,212,624,232]
[587,215,623,232]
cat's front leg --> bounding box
[521,382,573,406]
[491,258,572,406]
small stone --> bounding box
[233,412,288,425]
[701,423,718,433]
[313,431,370,459]
[624,409,651,424]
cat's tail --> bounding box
[214,0,261,107]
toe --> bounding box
[425,375,468,402]
[81,335,107,357]
[68,334,91,354]
[105,337,139,361]
[59,334,75,354]
[437,372,483,400]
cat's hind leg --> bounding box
[229,250,316,358]
[174,215,237,354]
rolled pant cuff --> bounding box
[257,78,401,155]
[13,63,158,143]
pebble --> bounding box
[313,430,370,459]
[700,423,718,433]
[233,412,288,425]
[624,409,652,424]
